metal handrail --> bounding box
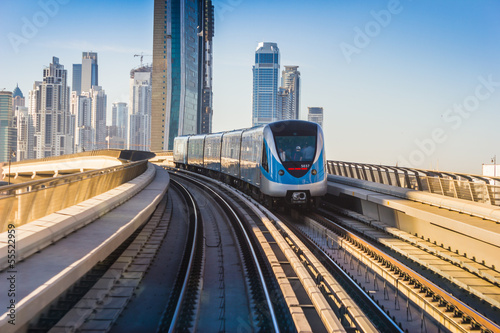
[0,160,148,232]
[327,161,500,207]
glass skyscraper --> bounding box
[308,107,324,128]
[281,66,300,120]
[252,42,280,126]
[152,0,213,151]
[0,91,14,163]
[72,52,98,95]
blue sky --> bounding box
[1,0,499,173]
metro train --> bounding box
[173,120,327,208]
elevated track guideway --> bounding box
[1,152,499,332]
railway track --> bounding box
[41,172,287,332]
[287,203,500,333]
[24,164,500,332]
[170,168,405,332]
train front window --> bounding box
[275,136,316,162]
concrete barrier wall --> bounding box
[327,175,500,271]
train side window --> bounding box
[262,142,269,172]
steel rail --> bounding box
[156,179,200,333]
[174,173,281,333]
[314,212,500,333]
[281,214,403,333]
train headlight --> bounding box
[311,169,317,175]
[278,170,284,176]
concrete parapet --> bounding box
[328,175,500,223]
[0,163,156,271]
[0,164,169,332]
[327,175,500,273]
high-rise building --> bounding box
[308,107,324,128]
[15,106,33,161]
[252,42,280,126]
[112,102,128,140]
[277,87,291,121]
[198,0,215,134]
[280,66,300,120]
[152,0,214,151]
[30,57,73,158]
[90,86,107,150]
[71,91,93,152]
[0,91,15,163]
[129,66,152,151]
[72,52,98,95]
[12,84,25,112]
[81,52,98,93]
[71,51,106,151]
[72,64,82,95]
[109,102,128,149]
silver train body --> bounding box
[173,120,327,206]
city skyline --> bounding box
[1,0,499,173]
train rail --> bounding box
[295,205,500,333]
[170,168,398,332]
[157,179,204,332]
[170,172,282,332]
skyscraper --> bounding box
[308,107,324,128]
[280,66,300,120]
[129,66,152,151]
[81,52,98,93]
[252,42,280,126]
[198,1,215,134]
[71,91,93,152]
[72,64,82,95]
[0,91,15,163]
[12,84,25,112]
[15,106,33,161]
[152,0,214,151]
[71,51,106,151]
[30,57,73,158]
[90,86,107,150]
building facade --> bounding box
[129,66,152,151]
[71,91,93,152]
[12,84,25,112]
[198,0,214,134]
[30,57,73,158]
[152,0,214,151]
[111,102,128,146]
[71,52,106,151]
[72,64,82,95]
[280,66,300,120]
[0,91,15,163]
[307,107,324,128]
[81,52,99,93]
[252,42,280,126]
[15,106,34,161]
[90,86,107,150]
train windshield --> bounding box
[275,136,316,162]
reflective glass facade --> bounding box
[252,42,280,126]
[153,0,207,151]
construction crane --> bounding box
[134,53,152,67]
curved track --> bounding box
[292,204,500,333]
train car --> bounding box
[220,130,243,181]
[204,132,223,172]
[240,126,264,188]
[260,120,327,206]
[187,134,205,169]
[172,120,327,208]
[173,135,189,167]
